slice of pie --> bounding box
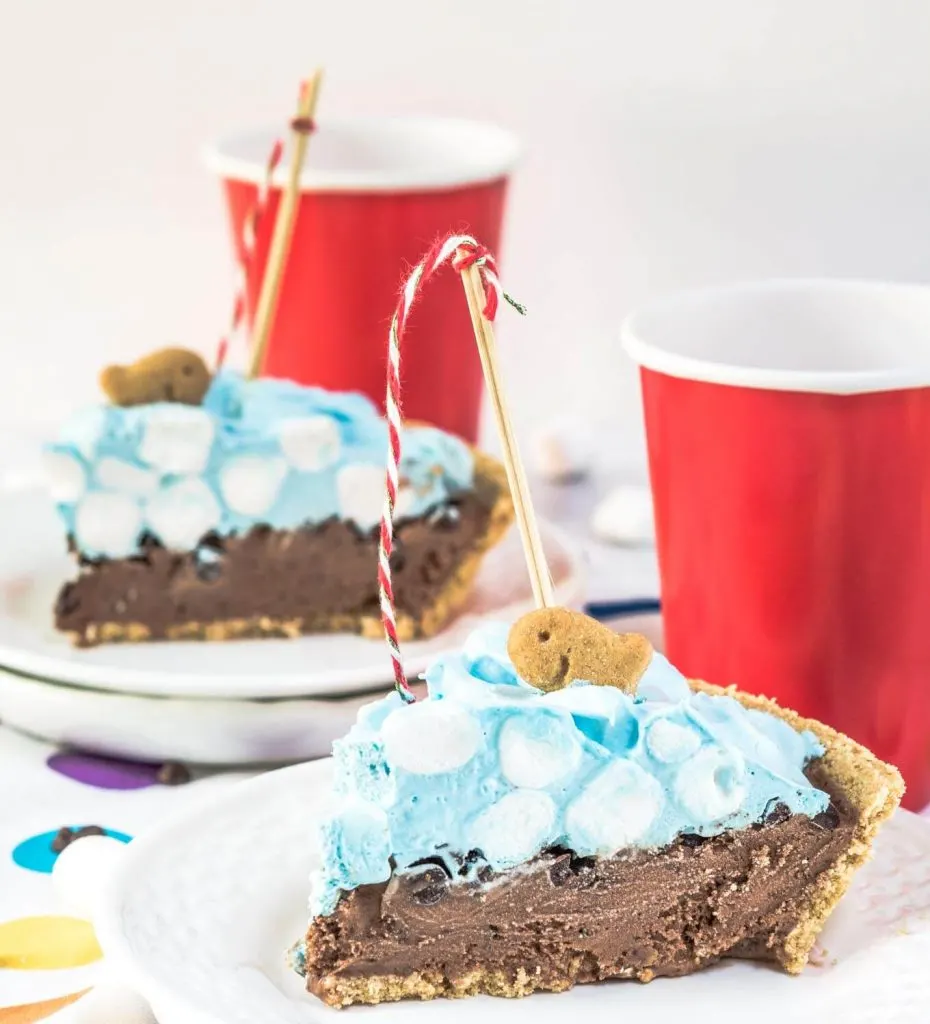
[43,351,513,646]
[295,622,903,1007]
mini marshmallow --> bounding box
[531,415,595,483]
[381,700,481,774]
[42,449,86,503]
[394,482,416,520]
[138,405,214,474]
[74,491,142,557]
[468,789,556,866]
[278,415,341,471]
[499,713,581,789]
[96,457,159,497]
[145,478,221,551]
[674,746,747,822]
[219,455,287,516]
[591,484,655,546]
[51,834,128,921]
[646,718,702,764]
[565,760,663,855]
[336,463,383,530]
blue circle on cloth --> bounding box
[12,828,133,874]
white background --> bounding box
[2,0,930,468]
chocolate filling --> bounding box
[304,767,854,1003]
[55,489,492,645]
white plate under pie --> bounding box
[97,759,930,1024]
[0,662,376,765]
[0,489,582,699]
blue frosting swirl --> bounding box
[311,624,829,917]
[43,371,474,558]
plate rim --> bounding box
[97,760,330,1024]
[0,489,584,699]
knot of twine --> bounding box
[379,233,525,703]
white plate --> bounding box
[0,663,377,766]
[98,760,930,1024]
[0,490,582,699]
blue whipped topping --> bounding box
[42,370,474,558]
[310,623,830,917]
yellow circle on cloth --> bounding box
[0,916,101,969]
[0,989,89,1023]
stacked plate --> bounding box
[0,487,583,765]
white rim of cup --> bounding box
[621,278,930,395]
[204,115,521,193]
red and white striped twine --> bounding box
[378,233,524,702]
[214,137,285,369]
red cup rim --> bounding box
[621,278,930,395]
[203,115,521,194]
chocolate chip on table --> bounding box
[50,824,106,853]
[156,761,191,786]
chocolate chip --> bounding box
[812,805,840,831]
[409,855,452,878]
[156,761,191,786]
[680,833,706,848]
[51,824,105,853]
[764,801,792,826]
[549,855,574,887]
[408,866,448,906]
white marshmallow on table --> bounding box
[95,457,159,497]
[138,405,214,474]
[74,491,142,557]
[468,789,556,866]
[674,746,747,822]
[219,455,287,516]
[381,701,481,774]
[70,982,156,1024]
[336,463,384,530]
[565,760,663,854]
[42,449,86,502]
[646,718,702,764]
[591,484,655,546]
[51,834,128,921]
[278,415,341,471]
[532,415,595,483]
[498,714,581,789]
[145,477,221,551]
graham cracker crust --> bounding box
[307,681,903,1007]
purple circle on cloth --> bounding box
[46,751,162,790]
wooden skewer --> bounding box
[457,257,555,608]
[247,69,324,378]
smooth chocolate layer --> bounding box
[55,490,493,646]
[304,771,855,1006]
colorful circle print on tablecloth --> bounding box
[0,989,89,1024]
[45,751,164,790]
[12,828,132,874]
[0,915,101,969]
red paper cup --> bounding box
[205,117,519,442]
[623,280,930,809]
